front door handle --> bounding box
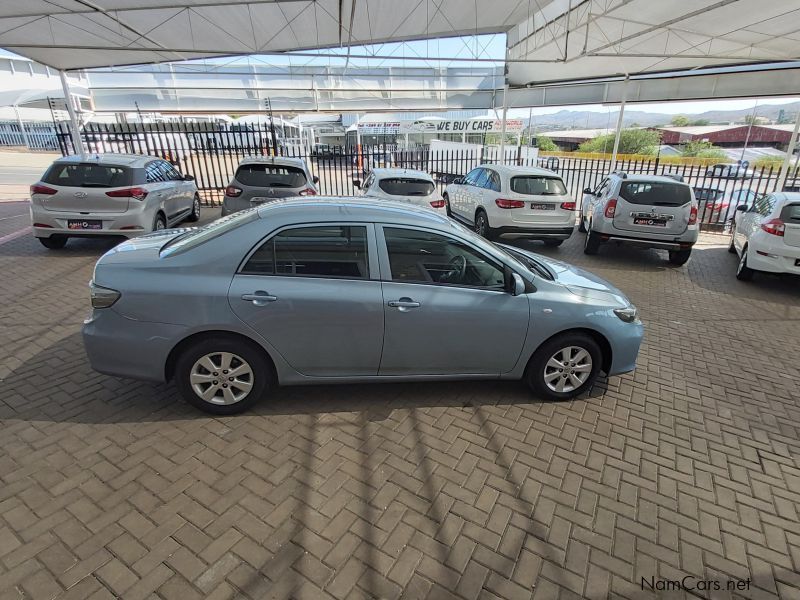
[388,297,421,310]
[242,291,277,306]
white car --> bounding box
[730,192,800,281]
[354,168,446,213]
[30,153,200,249]
[444,165,575,246]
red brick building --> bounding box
[656,124,794,148]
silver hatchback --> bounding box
[30,153,200,249]
[83,198,644,414]
[221,156,319,216]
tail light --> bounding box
[30,184,57,195]
[298,188,317,196]
[106,187,148,200]
[429,199,446,208]
[560,201,576,211]
[496,198,525,209]
[604,198,617,218]
[225,186,242,197]
[688,205,698,225]
[761,218,785,236]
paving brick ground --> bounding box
[1,206,799,599]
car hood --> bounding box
[97,228,191,264]
[507,246,630,305]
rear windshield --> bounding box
[781,203,800,222]
[510,176,567,196]
[619,181,692,206]
[42,163,132,188]
[378,178,434,196]
[235,164,307,188]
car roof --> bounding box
[774,192,800,203]
[612,173,691,186]
[237,155,308,168]
[53,153,152,167]
[477,164,562,178]
[256,196,453,228]
[370,168,433,180]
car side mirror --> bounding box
[454,177,463,185]
[736,205,747,211]
[352,179,361,189]
[183,174,195,182]
[312,175,319,184]
[510,272,526,296]
[583,187,593,195]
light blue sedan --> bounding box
[83,198,643,414]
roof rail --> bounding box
[611,171,627,179]
[661,172,684,182]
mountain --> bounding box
[527,101,800,131]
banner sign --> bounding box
[357,118,524,135]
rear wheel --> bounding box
[443,193,452,217]
[583,223,601,255]
[736,246,755,281]
[153,213,167,232]
[474,210,492,239]
[174,337,272,414]
[543,239,563,247]
[39,236,67,250]
[668,248,692,266]
[526,333,602,401]
[186,193,201,222]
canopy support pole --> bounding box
[499,84,509,165]
[13,105,30,149]
[59,70,85,155]
[777,109,800,191]
[610,76,629,171]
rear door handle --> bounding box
[388,298,421,309]
[242,291,277,306]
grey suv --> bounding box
[221,156,319,216]
[580,173,699,265]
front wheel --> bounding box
[526,333,602,401]
[474,210,492,239]
[39,236,68,249]
[153,213,167,232]
[578,215,587,233]
[736,246,755,281]
[668,248,692,266]
[728,234,736,254]
[583,225,601,255]
[174,337,272,414]
[443,193,452,217]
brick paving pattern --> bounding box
[1,208,799,599]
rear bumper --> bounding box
[494,225,575,240]
[598,232,695,251]
[746,240,800,274]
[31,207,151,238]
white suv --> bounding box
[444,165,575,246]
[730,192,800,280]
[580,173,699,265]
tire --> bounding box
[728,234,736,254]
[578,214,587,233]
[736,246,755,281]
[474,210,492,239]
[543,239,563,247]
[186,193,201,222]
[583,223,601,255]
[668,248,692,266]
[443,193,452,217]
[153,213,167,232]
[39,236,68,249]
[174,336,272,415]
[526,333,602,401]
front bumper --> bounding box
[83,308,186,383]
[608,320,645,376]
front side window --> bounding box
[753,195,775,216]
[145,162,165,183]
[383,227,505,289]
[463,168,482,186]
[235,164,308,188]
[160,161,183,181]
[378,178,435,196]
[484,170,501,192]
[242,225,368,279]
[511,176,567,196]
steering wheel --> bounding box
[441,255,467,283]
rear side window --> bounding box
[378,178,434,196]
[43,163,132,188]
[235,164,307,188]
[781,203,800,221]
[619,181,692,206]
[242,226,368,279]
[511,176,567,196]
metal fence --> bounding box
[0,121,60,150]
[56,122,800,231]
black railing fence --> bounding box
[57,122,800,231]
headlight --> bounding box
[613,306,638,323]
[90,281,120,309]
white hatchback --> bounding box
[444,165,575,246]
[355,168,446,213]
[730,192,800,280]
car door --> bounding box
[163,161,193,215]
[144,161,171,216]
[583,178,608,222]
[454,168,481,220]
[376,225,529,375]
[228,224,384,377]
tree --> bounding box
[689,119,709,126]
[670,115,690,126]
[535,136,558,152]
[679,140,727,159]
[577,128,661,155]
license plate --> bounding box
[530,203,555,210]
[633,217,667,227]
[67,219,102,230]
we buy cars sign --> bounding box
[400,118,524,134]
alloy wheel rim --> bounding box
[738,249,747,274]
[190,352,254,405]
[543,346,592,393]
[156,219,165,230]
[194,197,200,215]
[476,215,486,235]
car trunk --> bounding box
[507,175,572,225]
[39,163,132,214]
[612,180,691,235]
[781,203,800,247]
[233,163,308,207]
